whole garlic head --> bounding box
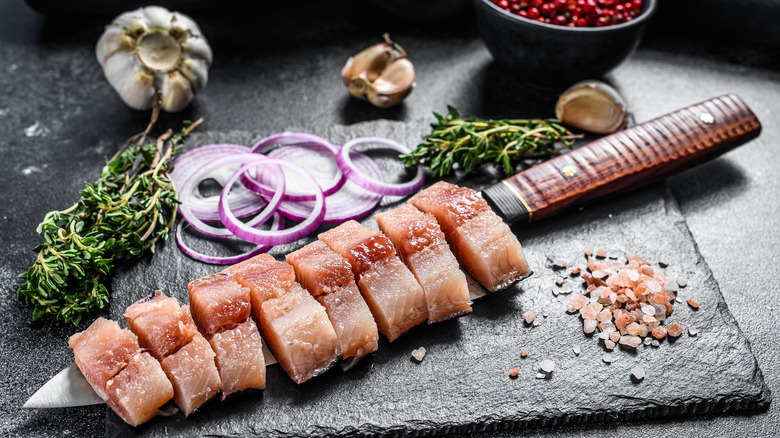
[96,6,213,113]
[342,34,415,108]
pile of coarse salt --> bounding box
[566,249,689,351]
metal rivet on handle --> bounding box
[700,113,715,124]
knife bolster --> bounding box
[482,180,531,224]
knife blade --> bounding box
[24,94,761,410]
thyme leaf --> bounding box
[401,106,577,177]
[16,118,202,325]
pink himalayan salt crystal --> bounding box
[570,295,588,310]
[626,322,641,336]
[583,319,597,334]
[667,323,684,337]
[626,269,640,283]
[615,314,630,331]
[642,315,657,325]
[641,265,654,277]
[605,340,616,350]
[580,303,601,320]
[609,331,621,343]
[597,308,612,322]
[625,289,637,301]
[639,324,649,338]
[619,335,642,348]
[525,309,536,324]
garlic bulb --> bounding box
[96,6,213,113]
[555,80,628,134]
[341,34,415,108]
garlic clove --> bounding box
[184,37,213,65]
[103,50,157,110]
[142,6,175,29]
[373,58,415,96]
[555,80,628,134]
[159,71,194,112]
[179,58,209,91]
[342,34,414,108]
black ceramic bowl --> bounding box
[473,0,657,87]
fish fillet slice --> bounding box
[188,273,251,337]
[410,181,532,292]
[208,318,267,397]
[287,241,379,366]
[124,291,198,360]
[229,253,296,321]
[161,333,221,415]
[104,352,174,427]
[68,318,139,400]
[259,283,341,383]
[377,205,472,323]
[319,220,428,341]
[69,318,173,426]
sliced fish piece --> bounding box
[161,333,221,415]
[410,181,532,292]
[287,241,379,366]
[319,220,428,341]
[228,253,296,321]
[188,273,251,337]
[125,291,221,415]
[68,317,140,401]
[124,291,198,360]
[69,317,173,426]
[377,204,472,323]
[208,318,267,397]
[104,352,174,427]
[259,282,341,383]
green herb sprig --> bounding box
[16,118,202,325]
[401,106,577,177]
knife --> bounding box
[23,93,761,409]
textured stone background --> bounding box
[1,0,779,437]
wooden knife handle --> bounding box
[482,94,762,224]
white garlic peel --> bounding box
[342,34,415,108]
[555,80,628,134]
[96,6,213,113]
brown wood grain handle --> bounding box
[482,93,762,223]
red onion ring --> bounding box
[219,158,325,246]
[171,144,265,221]
[175,212,285,264]
[337,137,425,196]
[178,153,285,238]
[274,150,383,224]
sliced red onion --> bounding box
[242,133,345,201]
[219,158,325,246]
[337,137,425,196]
[178,153,285,238]
[175,212,284,264]
[275,150,383,224]
[171,144,264,221]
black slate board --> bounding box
[107,121,770,437]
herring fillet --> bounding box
[68,318,173,427]
[319,220,428,341]
[409,181,532,292]
[125,291,221,415]
[188,273,266,396]
[228,254,340,384]
[377,204,472,323]
[287,241,379,367]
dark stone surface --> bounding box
[1,0,779,437]
[105,124,770,437]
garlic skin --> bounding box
[555,80,628,134]
[96,6,213,113]
[342,34,415,108]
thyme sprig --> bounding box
[16,118,202,325]
[401,106,578,177]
